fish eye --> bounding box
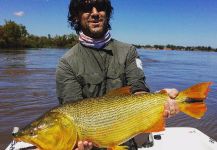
[30,130,35,136]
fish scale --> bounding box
[54,93,168,146]
[14,82,212,150]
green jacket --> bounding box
[56,39,149,104]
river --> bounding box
[0,48,217,149]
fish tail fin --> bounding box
[179,82,212,100]
[178,82,212,119]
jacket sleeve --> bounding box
[125,46,150,93]
[56,58,83,104]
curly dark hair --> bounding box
[68,0,113,34]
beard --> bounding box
[81,20,108,39]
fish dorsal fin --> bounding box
[105,86,132,97]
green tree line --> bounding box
[0,20,78,49]
[1,20,216,52]
[134,44,217,52]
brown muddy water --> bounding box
[0,48,217,149]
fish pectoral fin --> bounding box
[108,146,128,150]
[143,116,165,133]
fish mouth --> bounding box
[20,145,38,149]
[13,138,39,149]
[14,137,39,149]
[14,138,21,142]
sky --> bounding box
[0,0,217,48]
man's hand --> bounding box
[160,88,180,118]
[75,141,93,150]
[135,89,179,118]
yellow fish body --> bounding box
[14,82,212,150]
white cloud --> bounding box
[14,11,25,17]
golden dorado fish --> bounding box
[14,82,212,150]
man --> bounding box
[56,0,179,150]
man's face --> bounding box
[79,1,108,39]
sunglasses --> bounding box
[80,1,107,13]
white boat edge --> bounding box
[5,127,217,150]
[139,127,217,150]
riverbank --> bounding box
[0,20,78,50]
[133,44,217,52]
[1,20,217,52]
[1,43,217,53]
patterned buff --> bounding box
[79,30,111,49]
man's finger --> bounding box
[163,109,170,118]
[163,88,179,99]
[174,101,180,114]
[83,141,88,146]
[164,101,170,118]
[88,142,93,150]
[168,99,175,113]
[84,141,92,150]
[169,99,179,116]
[78,141,84,150]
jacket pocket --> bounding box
[76,73,104,98]
[106,68,126,90]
